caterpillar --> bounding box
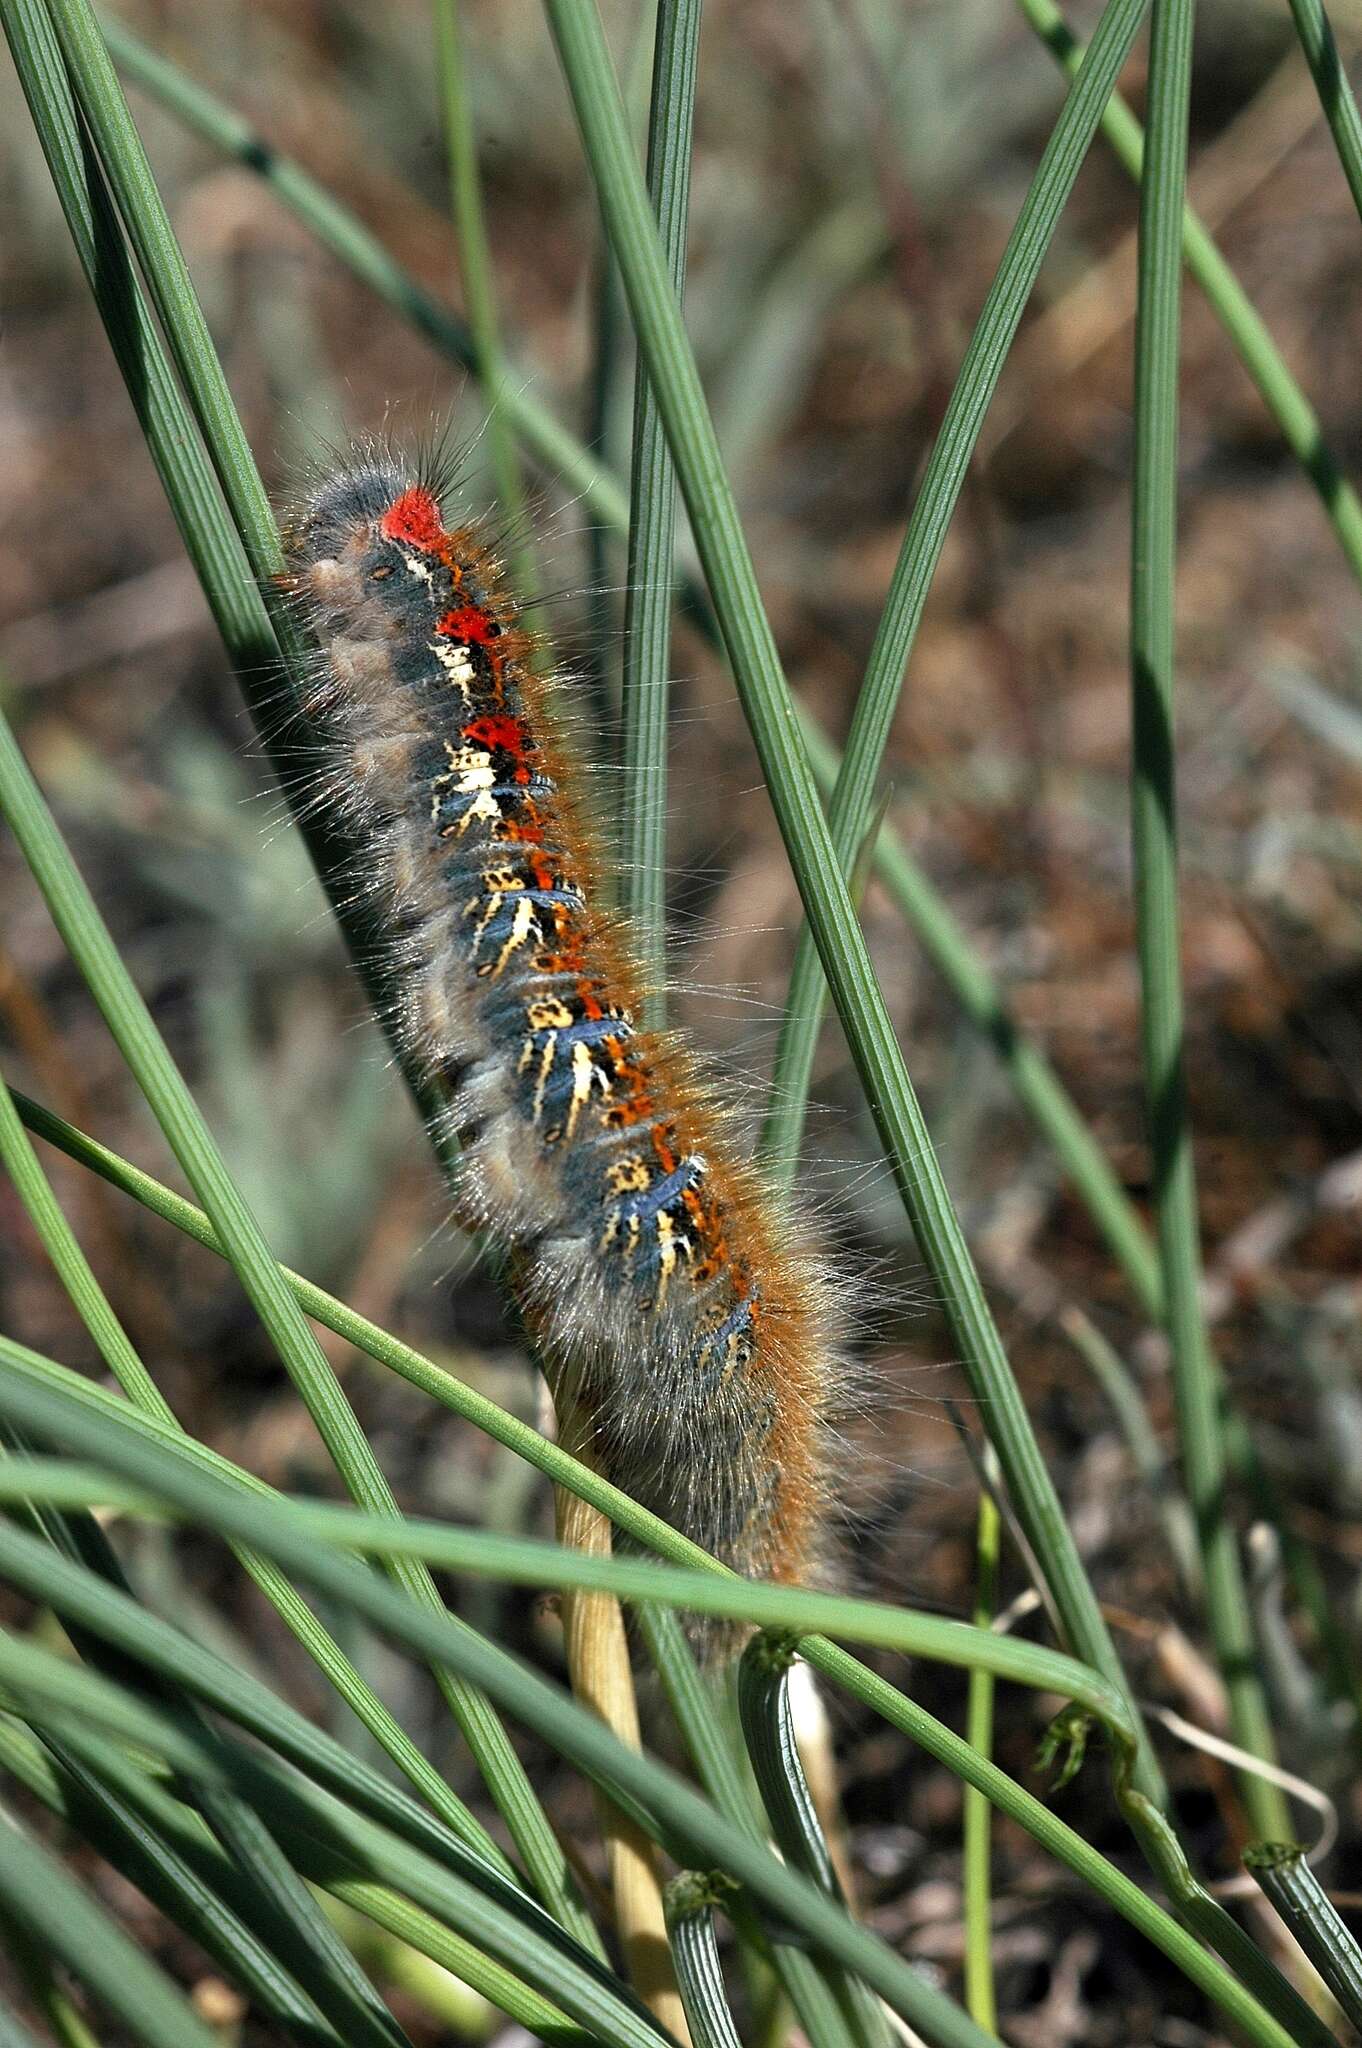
[281,445,835,1619]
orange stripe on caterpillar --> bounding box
[283,448,837,1638]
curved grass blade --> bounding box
[0,1719,344,2048]
[0,1431,1146,1743]
[640,1612,858,2048]
[1,1488,418,2048]
[0,1358,1328,2048]
[0,1505,626,2005]
[0,1713,618,2048]
[0,1635,666,2048]
[0,1066,510,1874]
[0,1369,1037,2048]
[0,1807,223,2048]
[738,1641,891,2048]
[666,1876,743,2048]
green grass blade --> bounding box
[0,1066,163,1413]
[1018,0,1362,595]
[431,0,536,591]
[796,713,1165,1318]
[0,0,276,688]
[1284,0,1362,226]
[666,1878,744,2048]
[0,707,327,1418]
[0,1723,344,2048]
[639,1616,860,2048]
[43,1728,618,2048]
[962,1483,1000,2034]
[0,1358,1328,2048]
[0,1063,504,1879]
[0,1807,223,2048]
[1127,0,1288,1843]
[806,1639,1332,2048]
[738,1642,891,2048]
[96,8,631,534]
[3,1094,1254,2030]
[541,0,1163,1811]
[3,1488,421,2048]
[0,1636,662,2048]
[44,0,299,626]
[619,0,702,1019]
[0,1516,647,2027]
[758,0,1152,1184]
[1246,1843,1362,2034]
[5,1732,606,2048]
[15,1083,1346,2019]
[218,1749,667,2048]
[0,1368,1041,2048]
[0,1439,1141,1736]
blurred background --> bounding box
[1,1,1361,2039]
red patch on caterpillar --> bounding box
[283,444,842,1648]
[379,485,445,552]
[437,604,498,645]
[463,713,529,757]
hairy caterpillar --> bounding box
[282,446,835,1615]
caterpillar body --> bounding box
[283,450,834,1610]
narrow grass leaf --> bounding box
[1283,0,1362,228]
[1127,0,1288,1840]
[0,1362,1035,2048]
[0,1721,344,2048]
[0,1808,223,2048]
[1018,0,1362,594]
[0,1354,1326,2045]
[619,0,702,1017]
[97,8,631,533]
[666,1878,744,2048]
[738,1641,892,2048]
[1246,1843,1362,2033]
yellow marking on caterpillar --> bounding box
[606,1156,652,1195]
[490,892,538,979]
[527,997,575,1030]
[431,637,476,701]
[563,1035,604,1142]
[653,1211,679,1307]
[531,1031,559,1120]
